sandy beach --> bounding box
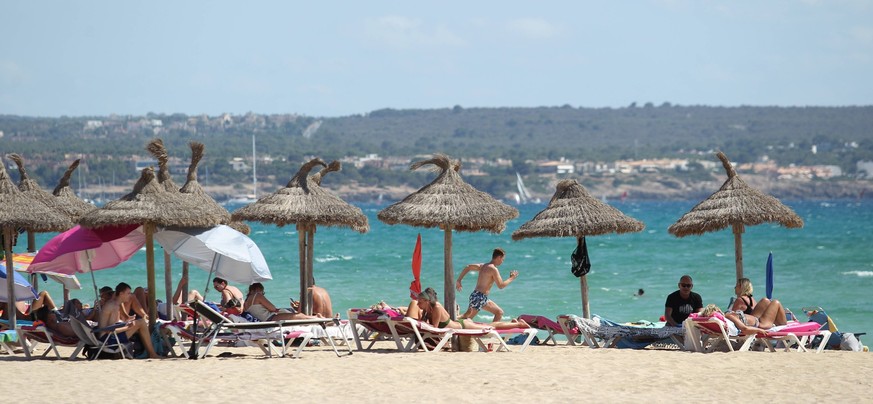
[3,342,871,403]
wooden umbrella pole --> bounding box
[145,223,157,331]
[444,226,455,320]
[580,275,590,319]
[733,223,745,280]
[306,225,315,315]
[27,231,39,294]
[297,223,308,315]
[164,250,173,320]
[181,263,189,320]
[4,227,16,329]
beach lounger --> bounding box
[347,308,417,351]
[803,306,866,351]
[16,322,85,359]
[190,300,351,358]
[560,314,685,349]
[685,313,830,353]
[69,317,132,360]
[160,320,312,359]
[1,329,18,354]
[403,317,538,353]
[518,314,580,346]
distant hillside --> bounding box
[1,105,872,199]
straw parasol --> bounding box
[232,158,369,314]
[149,139,233,317]
[51,159,96,221]
[378,154,519,320]
[512,178,645,319]
[7,154,77,252]
[79,167,224,329]
[8,153,86,301]
[1,156,72,329]
[668,151,803,280]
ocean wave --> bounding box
[842,271,873,277]
[315,255,353,263]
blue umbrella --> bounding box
[765,252,774,299]
[0,263,38,303]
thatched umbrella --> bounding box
[378,154,519,320]
[176,141,235,306]
[1,157,72,329]
[51,159,97,221]
[8,154,85,301]
[512,179,644,319]
[668,151,803,280]
[232,158,369,314]
[79,167,223,329]
[8,154,75,252]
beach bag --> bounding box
[840,333,862,352]
[151,327,167,357]
[571,237,591,278]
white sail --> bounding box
[516,172,535,204]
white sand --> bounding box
[3,342,870,403]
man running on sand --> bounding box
[455,248,519,322]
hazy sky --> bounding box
[2,1,872,118]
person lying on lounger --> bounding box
[701,298,789,336]
[1,290,61,321]
[243,283,324,321]
[415,287,528,330]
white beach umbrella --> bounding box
[155,225,271,289]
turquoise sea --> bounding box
[29,199,872,336]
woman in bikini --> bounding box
[703,298,790,336]
[243,283,323,321]
[730,278,756,314]
[415,287,528,330]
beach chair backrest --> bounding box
[190,300,231,325]
[69,318,99,345]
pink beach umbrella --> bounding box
[28,224,145,298]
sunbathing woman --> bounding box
[729,278,756,314]
[702,298,789,336]
[415,287,528,330]
[243,283,323,321]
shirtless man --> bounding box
[309,285,333,318]
[455,248,519,322]
[212,277,244,312]
[98,282,160,359]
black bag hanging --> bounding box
[571,236,591,278]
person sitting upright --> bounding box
[243,283,323,321]
[664,275,703,327]
[98,282,160,359]
[212,277,244,313]
[730,277,756,314]
[309,285,333,318]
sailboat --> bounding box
[514,172,541,204]
[224,135,259,206]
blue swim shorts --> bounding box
[469,290,489,310]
